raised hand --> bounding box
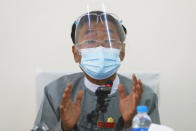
[118,74,143,128]
[60,82,83,131]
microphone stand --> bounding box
[87,80,113,131]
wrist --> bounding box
[123,111,136,128]
[124,116,134,128]
[62,127,72,131]
[61,122,72,131]
[124,120,132,128]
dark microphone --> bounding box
[95,80,113,95]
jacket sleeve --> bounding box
[33,87,63,131]
[148,93,160,124]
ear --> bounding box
[72,45,80,63]
[120,43,125,61]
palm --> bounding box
[60,83,83,130]
[118,74,143,127]
[119,92,137,122]
[61,99,81,129]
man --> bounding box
[33,11,160,131]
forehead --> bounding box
[80,20,117,30]
[77,21,120,41]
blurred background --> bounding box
[0,0,196,130]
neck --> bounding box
[85,73,117,85]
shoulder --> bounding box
[44,72,85,102]
[117,73,157,103]
[118,74,132,96]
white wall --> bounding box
[0,0,196,130]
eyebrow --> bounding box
[83,29,96,36]
[107,29,115,34]
[83,29,116,36]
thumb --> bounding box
[75,90,83,106]
[118,84,126,99]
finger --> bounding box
[135,79,142,94]
[134,81,143,104]
[132,74,138,93]
[132,84,137,93]
[60,105,64,117]
[136,83,141,94]
[132,74,138,87]
[75,90,83,106]
[136,85,142,101]
[138,79,143,93]
[118,84,126,99]
[61,82,72,106]
[60,90,67,107]
[128,86,136,98]
[133,93,140,106]
[138,79,143,95]
[66,82,72,98]
[136,79,143,98]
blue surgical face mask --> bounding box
[79,46,121,80]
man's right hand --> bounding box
[60,82,83,131]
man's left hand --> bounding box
[118,74,143,128]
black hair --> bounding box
[71,11,127,44]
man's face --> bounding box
[72,21,125,63]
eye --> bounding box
[87,40,97,44]
[103,39,122,49]
[80,40,96,45]
[104,39,116,44]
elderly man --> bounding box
[33,11,160,131]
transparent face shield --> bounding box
[74,1,126,51]
[73,0,126,80]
